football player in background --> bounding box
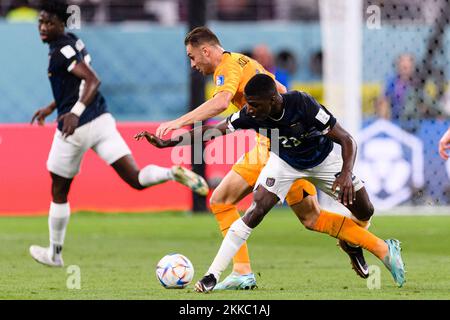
[438,127,450,160]
[136,74,406,291]
[151,26,371,289]
[29,0,208,267]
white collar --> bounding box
[268,107,285,121]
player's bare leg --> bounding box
[291,194,370,278]
[209,169,256,290]
[30,173,73,267]
[111,154,208,195]
[288,193,405,287]
[337,186,374,278]
[196,185,279,292]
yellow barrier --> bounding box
[206,81,384,118]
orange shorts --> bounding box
[232,143,317,206]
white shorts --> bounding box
[47,113,131,179]
[255,150,364,202]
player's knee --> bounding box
[252,205,267,221]
[209,188,230,206]
[301,214,318,230]
[291,196,321,230]
[355,200,374,221]
[298,209,320,230]
[246,203,268,227]
[365,201,375,219]
[51,186,69,203]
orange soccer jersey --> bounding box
[213,52,274,110]
[213,52,317,204]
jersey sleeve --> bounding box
[212,59,243,97]
[52,44,83,73]
[226,108,256,132]
[300,92,337,134]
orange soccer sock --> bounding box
[210,203,251,274]
[313,210,388,260]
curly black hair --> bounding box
[40,0,70,24]
[244,74,277,98]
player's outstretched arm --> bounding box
[438,127,450,160]
[31,101,56,126]
[326,122,358,206]
[58,61,101,138]
[135,120,230,148]
[155,91,233,138]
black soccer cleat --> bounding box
[338,240,369,279]
[194,274,217,293]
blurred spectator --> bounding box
[217,0,256,20]
[375,54,417,121]
[308,50,322,80]
[275,49,297,88]
[252,44,275,72]
[145,0,178,25]
[6,0,38,23]
[252,44,290,88]
[240,49,254,59]
[216,0,274,21]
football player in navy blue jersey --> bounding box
[29,0,208,268]
[136,74,406,290]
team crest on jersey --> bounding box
[216,75,225,86]
[266,177,275,187]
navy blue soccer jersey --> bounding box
[226,91,337,170]
[47,33,107,130]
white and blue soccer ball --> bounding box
[156,253,194,289]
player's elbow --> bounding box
[337,132,356,151]
[216,100,229,114]
[214,92,231,114]
[347,134,357,151]
[86,74,101,91]
[92,76,101,91]
[277,83,287,94]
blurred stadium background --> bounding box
[1,0,449,215]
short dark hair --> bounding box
[40,0,70,24]
[184,26,221,47]
[244,74,277,98]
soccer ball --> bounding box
[156,253,194,289]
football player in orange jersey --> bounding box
[153,27,371,289]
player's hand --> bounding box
[30,106,54,126]
[58,112,80,138]
[156,120,181,138]
[134,131,170,148]
[439,133,450,160]
[332,171,355,206]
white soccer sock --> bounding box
[48,202,70,259]
[138,164,174,187]
[207,218,253,281]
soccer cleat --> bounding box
[29,245,64,267]
[171,166,209,196]
[338,240,369,279]
[194,274,217,293]
[213,272,257,291]
[383,239,406,287]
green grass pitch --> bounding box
[0,209,449,300]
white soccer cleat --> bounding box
[29,245,64,267]
[171,165,209,196]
